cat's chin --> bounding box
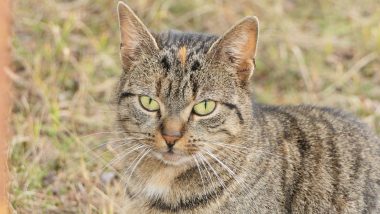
[152,151,192,166]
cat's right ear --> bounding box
[117,2,158,69]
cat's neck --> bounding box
[125,157,190,198]
[124,145,256,211]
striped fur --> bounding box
[114,2,380,213]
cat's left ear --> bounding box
[208,17,259,84]
[117,2,158,69]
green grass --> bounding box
[11,0,380,212]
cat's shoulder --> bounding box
[256,103,372,132]
[256,103,379,153]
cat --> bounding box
[113,1,380,213]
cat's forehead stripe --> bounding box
[178,46,187,66]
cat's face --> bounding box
[116,2,258,166]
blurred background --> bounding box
[11,0,380,212]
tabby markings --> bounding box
[178,46,187,66]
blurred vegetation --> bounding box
[11,0,380,212]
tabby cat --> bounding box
[113,2,380,213]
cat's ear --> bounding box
[208,17,259,83]
[117,2,158,68]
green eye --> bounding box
[139,96,160,112]
[193,100,216,116]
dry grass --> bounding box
[10,0,380,213]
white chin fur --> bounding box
[152,151,193,166]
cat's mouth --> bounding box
[152,150,192,166]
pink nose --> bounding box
[162,131,181,148]
[161,117,183,149]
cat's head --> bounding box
[115,2,258,166]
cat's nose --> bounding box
[161,117,183,149]
[162,131,181,149]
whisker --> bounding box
[107,144,147,169]
[196,153,224,210]
[192,155,208,196]
[122,131,153,135]
[197,153,227,190]
[84,144,128,181]
[124,148,152,198]
[202,141,296,164]
[80,130,126,138]
[198,142,248,156]
[120,147,150,200]
[199,153,227,214]
[89,137,134,151]
[214,142,250,150]
[200,146,249,193]
[196,153,216,191]
[200,140,251,150]
[89,138,148,159]
[125,148,152,182]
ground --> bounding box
[11,0,380,213]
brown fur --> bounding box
[178,46,187,66]
[113,2,380,213]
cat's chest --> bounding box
[137,166,180,198]
[125,167,185,212]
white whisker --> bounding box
[197,152,227,190]
[80,130,125,138]
[197,153,223,209]
[107,144,147,168]
[126,148,151,182]
[192,155,207,196]
[202,146,247,189]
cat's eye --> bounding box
[139,95,160,112]
[193,100,216,116]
